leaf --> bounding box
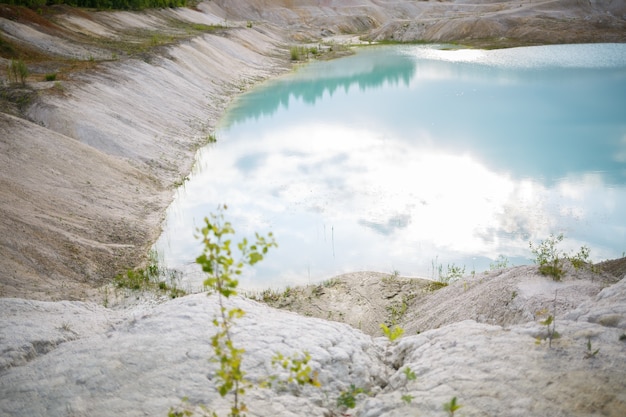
[540,315,553,326]
[443,396,462,415]
[403,366,417,381]
[249,252,263,265]
[380,323,404,342]
[401,394,414,404]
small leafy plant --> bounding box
[530,233,596,280]
[584,338,599,359]
[536,311,556,347]
[336,384,365,409]
[380,323,404,342]
[530,233,565,280]
[195,205,277,416]
[380,324,416,405]
[170,206,321,417]
[266,351,320,392]
[400,366,417,404]
[114,269,151,290]
[443,397,462,417]
[254,288,282,303]
[535,291,559,348]
[323,277,341,288]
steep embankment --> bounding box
[1,4,292,300]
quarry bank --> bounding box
[1,1,626,416]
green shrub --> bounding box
[530,233,596,280]
[7,59,28,85]
[287,46,320,60]
[2,0,46,7]
[114,269,150,290]
[113,250,184,297]
[569,245,591,270]
[289,46,301,61]
[400,366,417,404]
[45,73,57,81]
[323,277,341,287]
[337,384,365,409]
[530,233,565,280]
[380,323,404,342]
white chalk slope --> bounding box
[1,268,625,416]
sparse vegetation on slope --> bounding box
[530,233,597,280]
[1,0,192,10]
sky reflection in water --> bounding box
[156,44,626,291]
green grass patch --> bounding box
[113,250,185,298]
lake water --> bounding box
[155,43,626,292]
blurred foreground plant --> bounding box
[195,205,276,416]
[443,396,462,416]
[170,206,321,417]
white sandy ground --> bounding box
[1,265,625,416]
[1,1,626,416]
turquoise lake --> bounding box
[155,43,626,291]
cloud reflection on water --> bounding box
[156,45,626,291]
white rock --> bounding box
[2,276,626,417]
[0,294,387,417]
